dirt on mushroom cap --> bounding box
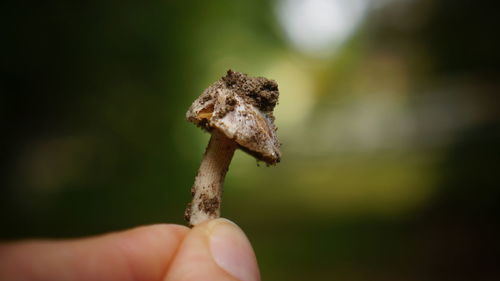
[221,69,279,115]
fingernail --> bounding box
[209,219,260,281]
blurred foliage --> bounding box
[1,0,499,280]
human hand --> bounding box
[0,218,260,281]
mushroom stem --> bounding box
[185,130,237,226]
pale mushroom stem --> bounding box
[185,130,237,226]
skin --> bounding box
[0,219,260,281]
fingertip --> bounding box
[165,218,260,281]
[208,219,260,281]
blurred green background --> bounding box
[1,0,499,280]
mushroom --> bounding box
[184,70,281,226]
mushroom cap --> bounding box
[186,70,281,164]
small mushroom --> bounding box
[184,70,281,225]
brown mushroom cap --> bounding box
[186,70,281,164]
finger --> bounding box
[165,218,260,281]
[0,224,189,281]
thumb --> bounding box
[165,218,260,281]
